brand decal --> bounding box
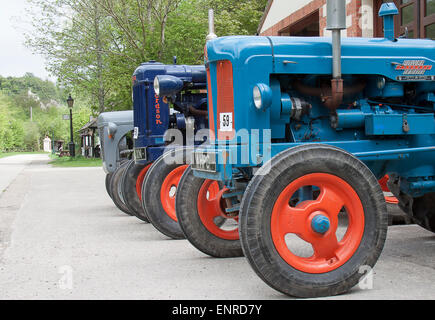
[395,60,433,75]
[396,75,435,81]
[155,94,162,125]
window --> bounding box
[401,4,414,25]
[426,23,435,38]
[278,11,320,37]
[375,0,435,39]
[426,0,435,16]
[399,0,418,38]
[423,0,435,38]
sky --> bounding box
[0,0,55,82]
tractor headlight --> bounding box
[154,77,160,96]
[253,86,262,109]
[376,77,386,90]
[154,75,184,97]
[253,83,272,110]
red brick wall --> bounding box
[346,0,363,37]
[260,0,365,37]
[260,0,326,36]
[319,3,327,36]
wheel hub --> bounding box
[311,213,330,234]
[270,173,365,274]
[197,180,239,240]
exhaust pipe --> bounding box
[326,0,346,109]
[206,9,217,41]
[327,0,346,79]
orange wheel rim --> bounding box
[197,180,239,240]
[160,165,189,222]
[271,173,365,274]
[136,163,152,201]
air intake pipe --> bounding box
[379,3,399,41]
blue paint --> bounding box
[132,61,208,164]
[193,3,435,199]
[379,3,399,41]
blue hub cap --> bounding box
[311,215,330,234]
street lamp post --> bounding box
[67,94,75,157]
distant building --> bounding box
[258,0,434,39]
[43,136,52,153]
[79,118,100,158]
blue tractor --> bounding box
[174,1,435,297]
[118,60,212,238]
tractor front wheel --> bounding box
[239,144,388,298]
[141,158,187,239]
[105,172,114,199]
[122,160,151,223]
[175,166,243,258]
[110,161,133,216]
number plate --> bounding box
[219,113,233,132]
[192,151,217,173]
[134,148,147,161]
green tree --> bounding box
[0,75,81,153]
[25,0,268,113]
[0,73,64,104]
[0,93,26,151]
[23,121,41,151]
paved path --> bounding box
[0,155,434,300]
[0,154,49,194]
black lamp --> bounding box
[67,94,75,157]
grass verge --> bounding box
[49,156,102,167]
[0,152,48,159]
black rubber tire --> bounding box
[105,172,114,199]
[105,159,129,199]
[239,144,388,298]
[121,160,150,223]
[142,148,196,239]
[176,166,244,258]
[110,161,133,216]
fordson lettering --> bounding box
[155,94,162,125]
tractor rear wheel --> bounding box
[110,161,133,216]
[175,166,243,258]
[239,144,388,298]
[122,160,151,223]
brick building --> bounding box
[258,0,434,40]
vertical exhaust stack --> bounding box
[206,9,217,41]
[326,0,346,110]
